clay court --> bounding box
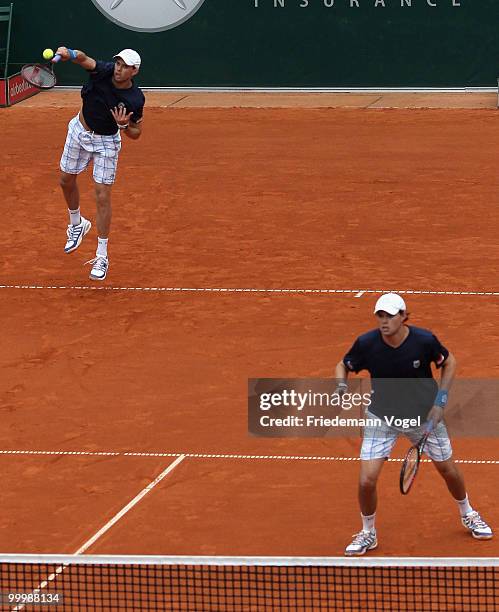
[0,90,499,608]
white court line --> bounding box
[1,284,499,296]
[12,455,186,611]
[74,454,186,554]
[0,449,498,464]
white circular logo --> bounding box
[90,0,206,33]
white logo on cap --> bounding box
[90,0,206,32]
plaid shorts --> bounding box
[60,115,122,185]
[360,411,452,462]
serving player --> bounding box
[56,46,145,281]
[334,293,493,555]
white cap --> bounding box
[374,293,407,315]
[114,49,141,68]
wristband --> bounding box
[67,48,78,60]
[118,123,129,130]
[435,389,448,408]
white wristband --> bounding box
[118,123,129,130]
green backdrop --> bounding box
[6,0,499,87]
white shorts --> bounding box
[360,411,452,462]
[60,115,122,185]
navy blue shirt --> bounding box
[343,326,449,419]
[81,61,145,135]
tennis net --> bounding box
[0,555,497,611]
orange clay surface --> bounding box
[0,93,498,558]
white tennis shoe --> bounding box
[345,529,378,556]
[86,256,109,281]
[64,217,91,253]
[462,511,493,540]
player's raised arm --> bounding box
[54,47,96,71]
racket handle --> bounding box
[52,54,62,63]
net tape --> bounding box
[0,556,497,611]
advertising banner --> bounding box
[7,73,39,106]
[0,79,6,107]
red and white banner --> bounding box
[7,73,39,105]
[0,79,6,106]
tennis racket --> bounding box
[399,421,433,495]
[21,54,61,90]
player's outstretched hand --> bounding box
[54,47,72,61]
[111,106,133,129]
[54,47,78,61]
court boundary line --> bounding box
[74,454,186,554]
[12,455,186,611]
[1,285,499,296]
[0,449,497,464]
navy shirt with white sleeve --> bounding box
[81,61,145,135]
[342,326,449,419]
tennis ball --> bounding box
[43,48,54,61]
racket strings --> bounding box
[21,64,56,89]
[401,447,419,492]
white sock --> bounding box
[69,208,81,226]
[457,494,473,517]
[96,238,108,259]
[361,512,376,532]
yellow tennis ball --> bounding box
[42,48,54,61]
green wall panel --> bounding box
[7,0,499,87]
